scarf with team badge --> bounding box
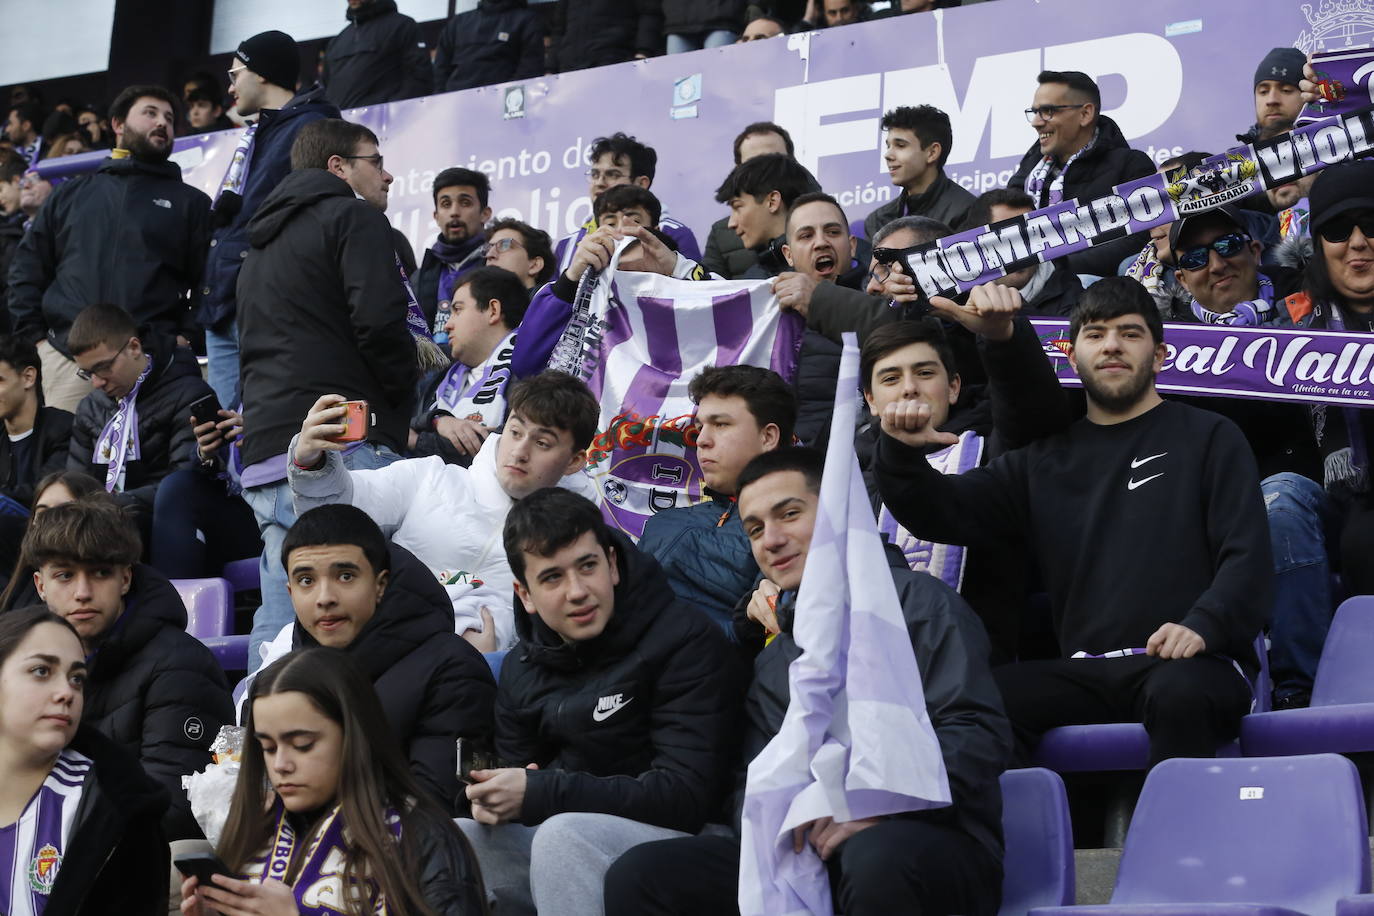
[432,330,517,429]
[94,356,153,493]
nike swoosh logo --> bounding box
[1127,473,1164,490]
[592,698,633,722]
[1131,452,1167,468]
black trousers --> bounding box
[603,818,1002,916]
[994,654,1253,767]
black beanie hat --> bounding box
[1255,47,1305,89]
[235,30,299,92]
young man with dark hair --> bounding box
[199,29,339,406]
[237,116,417,664]
[705,122,796,279]
[864,105,974,239]
[0,148,27,316]
[250,503,496,813]
[8,85,211,413]
[638,366,796,634]
[416,167,494,331]
[604,445,1012,916]
[715,152,821,273]
[291,371,599,652]
[324,0,432,107]
[593,184,662,232]
[5,102,43,164]
[24,498,233,841]
[184,89,234,134]
[553,132,701,274]
[412,265,530,465]
[875,276,1272,765]
[460,486,737,916]
[1239,47,1305,145]
[0,336,70,514]
[963,187,1083,317]
[483,217,556,290]
[1009,70,1154,277]
[66,304,212,536]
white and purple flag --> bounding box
[549,240,804,539]
[738,333,951,916]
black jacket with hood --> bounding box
[495,531,739,833]
[278,545,496,814]
[81,563,234,841]
[323,0,432,108]
[41,726,171,916]
[67,338,211,517]
[1007,115,1155,278]
[550,0,663,72]
[435,0,546,93]
[237,168,418,466]
[0,405,72,506]
[8,155,211,356]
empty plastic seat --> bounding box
[1000,768,1074,915]
[172,577,234,639]
[202,634,249,675]
[221,557,261,594]
[1028,754,1370,915]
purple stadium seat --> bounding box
[221,557,261,594]
[172,577,233,639]
[1000,768,1074,915]
[202,635,249,674]
[1241,596,1374,757]
[1028,754,1369,916]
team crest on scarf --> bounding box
[28,843,60,894]
[1164,153,1259,214]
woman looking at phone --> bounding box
[0,605,170,915]
[180,648,486,916]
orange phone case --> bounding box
[333,400,371,442]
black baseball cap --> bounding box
[1169,204,1247,258]
[1310,159,1374,236]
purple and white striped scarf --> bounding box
[94,356,153,493]
[432,330,516,428]
[212,122,258,210]
[738,334,950,915]
[1189,274,1275,327]
[877,429,985,590]
[1025,127,1099,207]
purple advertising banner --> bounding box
[1031,319,1374,408]
[169,0,1332,263]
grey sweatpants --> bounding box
[457,813,691,915]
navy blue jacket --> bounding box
[637,493,755,638]
[195,85,340,332]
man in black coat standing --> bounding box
[434,0,545,93]
[323,0,432,108]
[458,487,738,916]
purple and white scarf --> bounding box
[0,748,90,916]
[246,800,401,915]
[212,122,258,210]
[94,356,153,493]
[1024,127,1099,207]
[1315,305,1371,497]
[876,430,985,590]
[432,330,516,428]
[395,254,448,371]
[1189,274,1276,327]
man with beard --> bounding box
[8,86,210,412]
[875,277,1272,766]
[1238,48,1304,145]
[416,168,492,334]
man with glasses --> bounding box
[416,168,493,335]
[236,118,419,667]
[552,132,701,275]
[1008,70,1153,278]
[1170,206,1294,327]
[483,217,555,291]
[197,29,339,407]
[8,86,210,413]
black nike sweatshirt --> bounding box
[874,399,1272,671]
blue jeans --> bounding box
[1263,473,1336,700]
[666,31,737,53]
[205,322,241,407]
[244,443,400,669]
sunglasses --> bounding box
[1176,232,1250,271]
[1317,213,1374,245]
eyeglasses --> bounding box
[226,65,248,84]
[1176,232,1251,271]
[1317,213,1374,245]
[867,261,896,286]
[340,153,385,172]
[482,237,525,257]
[585,168,628,183]
[1024,103,1089,124]
[18,174,44,189]
[76,338,131,381]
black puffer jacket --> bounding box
[701,215,758,279]
[280,545,496,814]
[1007,115,1154,278]
[237,168,418,466]
[42,727,171,916]
[67,341,210,517]
[662,0,746,34]
[0,405,72,506]
[81,564,234,841]
[8,155,211,356]
[323,0,432,108]
[435,0,545,93]
[550,0,663,72]
[496,531,739,832]
[0,209,24,333]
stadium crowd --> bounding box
[0,0,1354,913]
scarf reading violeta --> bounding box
[244,800,402,915]
[432,328,516,428]
[1024,127,1099,207]
[94,356,153,493]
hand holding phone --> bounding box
[174,850,232,887]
